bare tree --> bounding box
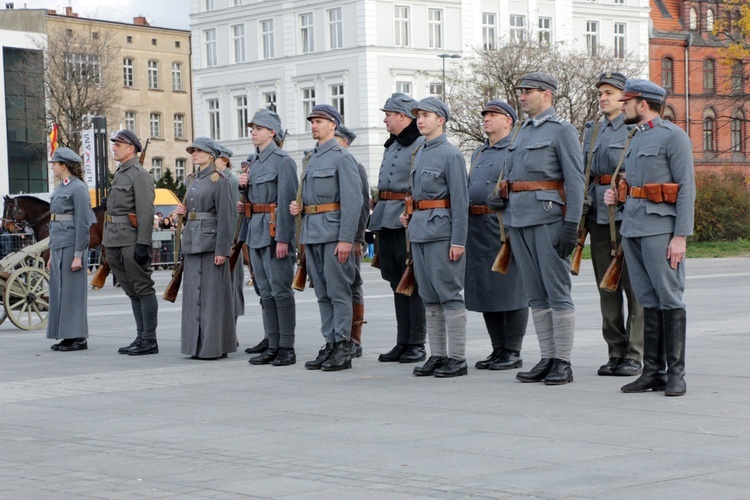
[443,37,645,153]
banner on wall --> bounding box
[81,126,96,188]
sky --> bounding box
[12,0,191,30]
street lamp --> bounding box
[437,53,462,101]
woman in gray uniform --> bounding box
[175,138,236,359]
[47,147,95,351]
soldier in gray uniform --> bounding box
[467,101,529,371]
[239,109,298,366]
[368,93,427,364]
[334,124,370,358]
[289,104,363,372]
[495,73,584,385]
[400,97,469,378]
[47,148,95,352]
[106,129,159,356]
[604,79,695,397]
[583,72,644,377]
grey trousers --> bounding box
[622,234,686,310]
[411,240,465,305]
[250,244,295,305]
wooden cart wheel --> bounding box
[0,303,6,326]
[4,266,50,331]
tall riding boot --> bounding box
[250,299,279,365]
[621,308,667,393]
[476,312,504,369]
[408,293,427,346]
[350,303,365,357]
[130,295,158,355]
[119,298,144,354]
[380,294,411,362]
[664,308,687,397]
[273,300,296,366]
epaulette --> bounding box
[554,116,565,124]
[332,145,342,151]
[272,148,285,156]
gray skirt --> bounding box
[47,246,89,340]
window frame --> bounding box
[428,8,443,50]
[482,12,496,50]
[394,5,410,47]
[300,12,314,54]
[327,7,343,50]
[123,57,134,87]
[147,60,159,90]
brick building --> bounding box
[650,0,748,172]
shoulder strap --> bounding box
[607,127,638,256]
[583,120,603,194]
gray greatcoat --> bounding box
[180,165,237,358]
[223,169,245,318]
[465,136,527,313]
[47,176,95,340]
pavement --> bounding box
[1,257,749,499]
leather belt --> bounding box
[106,215,131,224]
[187,212,217,220]
[414,199,450,210]
[628,186,648,199]
[379,190,408,201]
[50,214,74,221]
[469,205,493,215]
[303,202,341,214]
[251,203,276,214]
[593,175,614,185]
[510,180,564,192]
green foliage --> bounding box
[155,169,185,200]
[693,170,750,242]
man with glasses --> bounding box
[493,72,584,385]
[106,129,159,355]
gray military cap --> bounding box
[411,96,451,121]
[618,79,667,103]
[186,137,220,158]
[380,92,419,116]
[216,143,233,160]
[110,129,143,153]
[516,72,559,95]
[334,124,357,145]
[306,104,342,127]
[596,71,627,90]
[481,100,517,124]
[248,108,283,137]
[49,147,82,164]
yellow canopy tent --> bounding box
[89,188,180,209]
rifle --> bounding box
[163,173,194,302]
[599,243,624,293]
[491,236,511,274]
[292,152,313,291]
[571,121,602,276]
[90,257,110,289]
[395,252,415,296]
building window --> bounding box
[510,15,525,44]
[300,13,314,54]
[175,159,186,183]
[263,91,277,112]
[64,53,101,84]
[147,60,159,90]
[539,17,552,46]
[706,9,714,32]
[614,0,624,4]
[662,57,674,92]
[330,84,345,124]
[174,113,184,139]
[731,111,745,152]
[151,39,157,46]
[234,0,243,4]
[125,111,136,131]
[702,112,715,152]
[732,62,744,93]
[302,87,316,131]
[261,19,275,59]
[704,59,715,93]
[428,8,443,49]
[149,113,161,138]
[689,7,698,30]
[205,0,214,10]
[151,158,162,181]
[482,13,496,50]
[586,21,599,56]
[232,24,246,63]
[172,62,183,91]
[328,8,343,49]
[207,99,220,140]
[123,58,134,87]
[394,6,410,47]
[204,29,217,67]
[127,35,133,44]
[396,81,411,95]
[235,96,249,138]
[614,23,626,59]
[429,82,443,96]
[175,41,181,48]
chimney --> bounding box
[64,6,77,17]
[133,15,150,26]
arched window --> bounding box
[706,9,714,32]
[663,106,676,123]
[661,57,674,92]
[731,110,745,152]
[732,61,745,93]
[703,59,715,93]
[703,110,716,152]
[689,7,698,30]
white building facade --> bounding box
[190,0,650,178]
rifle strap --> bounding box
[404,145,421,258]
[295,151,314,248]
[173,173,197,270]
[494,122,523,244]
[579,120,602,232]
[608,127,637,256]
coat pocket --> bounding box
[418,168,444,197]
[200,219,218,234]
[525,139,555,173]
[312,168,337,198]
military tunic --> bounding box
[301,138,363,343]
[465,136,527,312]
[180,165,237,358]
[619,117,695,310]
[47,176,95,340]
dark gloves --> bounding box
[582,196,592,216]
[134,243,151,265]
[555,221,579,259]
[487,190,506,212]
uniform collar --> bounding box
[314,138,338,156]
[117,157,140,172]
[523,107,557,128]
[62,177,71,186]
[637,116,662,132]
[607,113,626,131]
[197,164,216,178]
[257,141,278,162]
[424,133,447,149]
[487,134,512,150]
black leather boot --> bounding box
[58,338,88,351]
[664,308,687,397]
[245,338,269,354]
[321,340,352,371]
[118,339,139,355]
[272,348,296,366]
[544,359,573,385]
[399,344,426,363]
[598,357,623,376]
[378,344,408,362]
[433,358,468,378]
[305,343,333,370]
[489,349,522,370]
[413,355,448,376]
[516,358,554,383]
[621,308,667,393]
[128,339,159,355]
[249,349,279,365]
[475,348,502,369]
